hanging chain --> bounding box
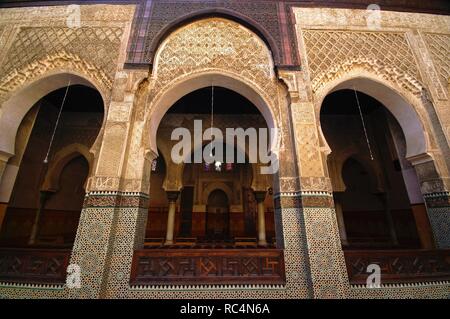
[353,86,374,161]
[211,84,214,134]
[209,84,215,158]
[44,79,71,164]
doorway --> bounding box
[206,189,230,240]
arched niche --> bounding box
[0,76,105,203]
[330,151,383,193]
[203,182,234,206]
[146,72,278,156]
[317,76,428,161]
[0,72,107,159]
[41,144,93,192]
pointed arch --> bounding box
[41,144,93,192]
[0,70,107,160]
[329,149,383,193]
[317,75,429,161]
[146,9,281,68]
[203,182,233,206]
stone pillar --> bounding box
[407,32,450,249]
[0,107,39,233]
[279,69,349,298]
[333,192,348,246]
[65,68,151,298]
[254,191,267,246]
[165,191,180,245]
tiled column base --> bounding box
[103,204,149,298]
[299,192,349,298]
[424,192,450,248]
[66,191,149,299]
[274,194,313,299]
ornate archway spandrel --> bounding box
[302,29,424,97]
[0,23,127,93]
[150,18,279,111]
[0,52,112,103]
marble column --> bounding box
[254,191,267,246]
[165,191,180,245]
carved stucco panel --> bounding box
[96,122,127,177]
[424,33,450,90]
[291,102,324,178]
[294,8,450,33]
[301,29,423,96]
[124,121,146,183]
[107,101,133,122]
[150,18,279,117]
[0,27,124,92]
[0,4,135,104]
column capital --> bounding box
[166,191,180,202]
[254,191,267,203]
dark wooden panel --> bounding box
[146,207,169,238]
[191,211,206,237]
[130,248,285,285]
[343,209,421,248]
[344,249,450,285]
[0,208,80,247]
[179,186,194,236]
[243,187,257,236]
[0,248,71,284]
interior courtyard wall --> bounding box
[293,7,450,298]
[0,3,448,299]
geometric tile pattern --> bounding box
[302,204,349,299]
[423,192,450,248]
[427,207,450,249]
[67,205,116,299]
[349,283,450,299]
